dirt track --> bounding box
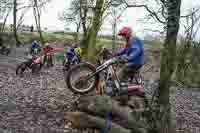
[0,63,76,133]
[0,46,199,133]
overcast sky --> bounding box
[2,0,200,39]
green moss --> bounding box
[54,49,65,62]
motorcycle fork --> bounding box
[25,60,32,68]
[84,63,108,81]
[107,66,121,93]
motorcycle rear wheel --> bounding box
[32,63,43,73]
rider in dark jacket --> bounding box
[64,44,81,64]
[30,40,40,54]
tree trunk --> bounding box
[79,0,88,49]
[158,0,181,132]
[1,6,12,32]
[64,96,149,133]
[65,112,131,133]
[37,9,44,44]
[76,95,148,133]
[85,0,104,59]
[13,0,20,47]
[82,8,88,37]
[75,22,81,42]
[0,23,2,32]
[33,0,44,44]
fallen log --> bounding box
[76,95,148,133]
[64,112,131,133]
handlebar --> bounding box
[111,56,127,64]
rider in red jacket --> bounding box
[116,26,144,83]
[42,43,54,54]
[42,42,54,66]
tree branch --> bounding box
[17,0,50,11]
[121,0,166,24]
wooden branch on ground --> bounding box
[76,95,148,133]
[64,112,131,133]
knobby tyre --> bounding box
[32,63,43,73]
[65,63,99,94]
[16,62,27,75]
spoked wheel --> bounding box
[63,60,71,72]
[63,63,70,72]
[130,71,144,85]
[16,62,27,75]
[66,63,99,94]
[32,63,43,73]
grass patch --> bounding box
[54,49,65,62]
[11,32,163,51]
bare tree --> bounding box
[58,9,81,33]
[182,8,200,47]
[104,3,127,50]
[0,1,13,32]
[58,1,83,42]
[31,0,51,44]
[12,0,33,46]
[16,7,30,31]
[60,0,92,46]
[176,6,200,86]
[13,0,21,47]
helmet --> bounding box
[44,42,49,47]
[33,40,37,43]
[74,47,82,56]
[73,43,79,48]
[118,27,132,38]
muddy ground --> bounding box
[0,45,199,133]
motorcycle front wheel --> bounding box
[65,63,99,94]
[0,48,10,56]
[16,62,27,75]
[63,58,71,72]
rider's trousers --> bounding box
[118,64,142,83]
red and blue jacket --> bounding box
[117,36,144,65]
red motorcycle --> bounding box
[16,54,43,75]
[66,56,147,109]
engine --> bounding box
[103,79,117,96]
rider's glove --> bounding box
[113,53,120,57]
[120,56,128,63]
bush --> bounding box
[0,32,15,46]
[175,44,200,87]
